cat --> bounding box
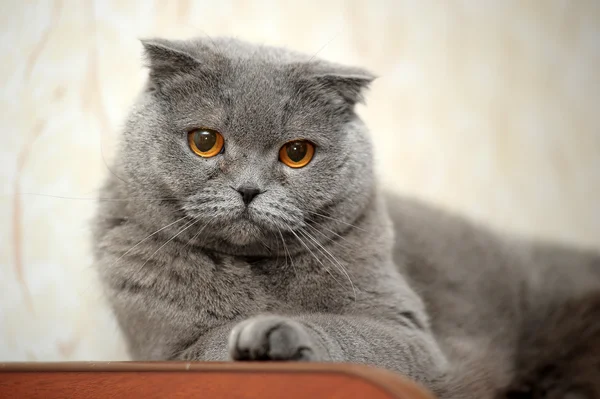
[496,292,600,399]
[92,36,600,398]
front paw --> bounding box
[228,315,322,361]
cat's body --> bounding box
[92,37,600,398]
[497,292,600,399]
[388,196,600,397]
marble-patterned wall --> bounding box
[1,0,599,361]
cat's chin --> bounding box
[222,217,266,246]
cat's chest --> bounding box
[187,252,350,314]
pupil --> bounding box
[194,131,216,152]
[286,141,307,162]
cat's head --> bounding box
[120,37,377,255]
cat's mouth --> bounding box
[184,196,304,248]
[224,208,298,247]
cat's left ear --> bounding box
[296,65,377,109]
[311,68,376,106]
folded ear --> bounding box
[140,38,224,91]
[312,68,376,105]
[295,64,377,110]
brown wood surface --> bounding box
[0,362,435,399]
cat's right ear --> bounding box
[140,38,221,92]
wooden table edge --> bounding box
[0,362,435,399]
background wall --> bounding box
[1,0,599,361]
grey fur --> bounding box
[92,37,600,398]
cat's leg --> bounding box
[226,313,448,386]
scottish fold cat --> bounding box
[92,37,599,398]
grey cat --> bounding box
[92,37,600,398]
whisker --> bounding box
[148,215,221,301]
[133,217,202,278]
[182,214,219,251]
[17,193,180,202]
[110,215,190,269]
[286,227,344,289]
[198,27,226,60]
[304,222,353,250]
[298,228,356,301]
[305,210,368,233]
[271,229,282,269]
[276,225,296,275]
[306,31,341,64]
[252,230,273,254]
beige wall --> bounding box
[1,0,599,361]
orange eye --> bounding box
[188,129,224,158]
[279,140,315,168]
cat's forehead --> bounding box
[226,60,292,97]
[166,65,316,147]
[223,74,317,145]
